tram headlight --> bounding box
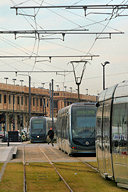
[85,141,89,145]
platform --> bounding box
[0,146,17,162]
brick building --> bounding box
[0,83,97,132]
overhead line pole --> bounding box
[29,75,31,122]
[70,61,88,102]
[51,79,54,129]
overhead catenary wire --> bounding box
[6,0,128,94]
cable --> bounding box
[31,38,40,72]
[10,0,32,7]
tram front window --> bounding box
[71,107,96,140]
[31,119,44,134]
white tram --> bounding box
[96,80,128,189]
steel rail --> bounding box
[23,145,27,192]
[39,146,74,192]
[77,158,99,173]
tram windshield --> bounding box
[71,106,96,139]
[31,119,45,134]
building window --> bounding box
[54,100,58,108]
[40,98,42,106]
[0,94,2,103]
[25,96,27,105]
[9,95,11,104]
[36,98,38,106]
[13,95,15,104]
[17,96,20,105]
[47,99,49,107]
[54,93,59,96]
[4,95,6,104]
[43,99,45,107]
[21,96,23,105]
[33,98,35,106]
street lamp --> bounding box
[4,77,8,84]
[20,80,24,86]
[41,83,45,89]
[12,78,16,85]
[64,86,67,91]
[69,87,72,93]
[56,85,59,91]
[86,88,88,95]
[17,74,31,124]
[101,61,110,90]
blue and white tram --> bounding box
[56,102,97,155]
[30,116,56,143]
[96,80,128,189]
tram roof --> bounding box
[98,84,117,102]
[30,116,56,121]
[98,80,128,102]
[58,102,96,114]
[114,80,128,98]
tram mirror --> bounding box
[96,102,100,107]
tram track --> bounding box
[39,145,74,192]
[77,157,99,173]
[23,145,27,192]
[21,144,97,192]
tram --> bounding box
[96,80,128,189]
[30,116,56,143]
[56,102,97,155]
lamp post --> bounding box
[64,86,67,92]
[56,85,59,91]
[12,93,15,131]
[86,88,88,95]
[69,87,72,93]
[17,74,31,126]
[4,77,8,84]
[101,61,110,90]
[20,80,24,86]
[41,83,45,89]
[12,78,16,85]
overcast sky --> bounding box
[0,0,128,95]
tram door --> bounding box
[102,99,113,178]
[112,101,128,184]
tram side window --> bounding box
[64,115,68,139]
[103,99,111,138]
[0,94,2,103]
[62,116,66,139]
[96,104,103,141]
[57,116,61,137]
[112,100,127,148]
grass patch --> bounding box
[0,163,23,192]
[0,162,127,192]
[55,162,127,192]
[87,161,98,168]
[0,163,3,171]
[26,162,68,192]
